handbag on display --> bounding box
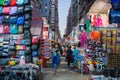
[16,0,24,6]
[20,40,25,45]
[3,0,11,6]
[24,21,30,29]
[0,16,3,24]
[0,42,3,46]
[25,46,31,54]
[0,7,3,14]
[10,0,16,6]
[3,45,8,49]
[25,39,31,46]
[23,30,31,39]
[2,7,10,14]
[109,9,120,23]
[18,25,23,33]
[25,14,31,20]
[10,24,18,34]
[8,45,15,51]
[3,49,8,53]
[0,46,3,51]
[8,51,15,55]
[24,0,30,5]
[17,6,24,15]
[32,37,39,44]
[16,45,26,50]
[4,37,9,41]
[9,16,18,23]
[25,54,32,63]
[0,0,4,5]
[32,44,38,51]
[111,0,120,10]
[0,25,3,33]
[3,24,10,33]
[0,37,3,42]
[32,51,38,57]
[17,16,25,25]
[24,5,31,12]
[0,59,8,66]
[3,41,9,45]
[2,15,10,23]
[10,6,17,15]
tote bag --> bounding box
[9,6,17,15]
[10,0,16,6]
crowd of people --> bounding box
[51,41,80,75]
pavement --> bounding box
[41,61,89,80]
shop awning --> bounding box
[88,0,111,14]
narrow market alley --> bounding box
[42,61,89,80]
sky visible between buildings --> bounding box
[58,0,71,37]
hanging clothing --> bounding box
[80,32,87,47]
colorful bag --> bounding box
[24,21,30,29]
[3,24,10,33]
[17,16,25,25]
[8,45,15,51]
[25,54,31,63]
[24,0,30,5]
[17,6,24,15]
[16,0,24,5]
[25,14,31,20]
[32,51,38,57]
[0,0,4,5]
[9,16,18,23]
[9,6,17,15]
[0,25,3,33]
[0,46,3,51]
[18,25,23,33]
[2,15,9,23]
[2,7,10,14]
[0,16,3,24]
[109,9,120,23]
[32,44,38,51]
[10,0,16,6]
[24,5,31,12]
[4,0,11,6]
[0,7,3,14]
[25,39,31,46]
[32,37,39,44]
[25,46,31,54]
[10,24,18,34]
[111,0,120,10]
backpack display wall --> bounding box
[0,0,32,65]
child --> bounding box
[52,50,61,75]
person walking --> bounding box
[66,46,73,67]
[52,50,61,75]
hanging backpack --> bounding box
[0,7,3,15]
[4,0,11,6]
[9,16,18,23]
[25,14,31,20]
[32,51,38,57]
[111,0,120,10]
[17,16,25,25]
[3,24,10,33]
[16,0,24,6]
[109,9,120,23]
[0,25,3,33]
[24,5,31,12]
[25,46,31,54]
[2,7,10,14]
[9,6,17,15]
[10,24,18,34]
[10,0,16,6]
[24,0,30,5]
[18,25,23,33]
[24,21,30,29]
[0,16,3,24]
[0,0,4,5]
[17,6,24,15]
[2,15,9,23]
